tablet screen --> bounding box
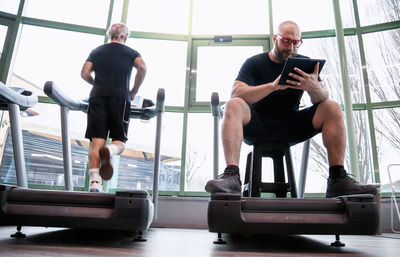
[278,57,326,86]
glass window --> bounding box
[298,37,342,105]
[195,45,263,103]
[24,0,110,28]
[345,35,366,104]
[12,25,104,98]
[185,113,213,191]
[111,112,182,191]
[0,102,89,187]
[110,0,124,25]
[290,100,372,193]
[357,0,399,26]
[292,111,373,193]
[192,0,269,35]
[0,130,80,186]
[340,0,356,28]
[362,29,400,102]
[353,110,374,184]
[127,38,187,107]
[272,0,335,32]
[0,0,19,14]
[373,108,400,193]
[127,0,189,34]
[185,112,252,191]
[294,135,331,194]
[28,103,88,188]
[290,138,330,194]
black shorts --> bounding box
[85,96,130,142]
[243,103,322,146]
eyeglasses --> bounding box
[277,34,303,48]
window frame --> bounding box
[189,37,270,109]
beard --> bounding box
[273,47,297,62]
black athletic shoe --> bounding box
[326,174,378,198]
[205,169,242,194]
[99,147,113,181]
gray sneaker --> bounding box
[326,174,378,198]
[205,171,242,194]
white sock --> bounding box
[89,168,101,181]
[107,144,119,156]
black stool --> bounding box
[243,142,297,198]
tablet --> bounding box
[278,57,326,86]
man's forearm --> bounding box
[81,61,94,86]
[82,74,94,86]
[231,81,277,105]
[130,69,146,98]
[308,82,329,104]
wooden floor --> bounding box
[0,226,399,257]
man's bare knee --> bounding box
[320,100,343,118]
[314,100,344,129]
[224,97,251,125]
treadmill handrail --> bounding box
[43,81,164,120]
[43,81,88,112]
[211,92,223,119]
[0,81,38,110]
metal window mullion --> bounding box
[371,101,400,109]
[21,17,105,35]
[121,0,129,24]
[352,0,380,183]
[332,0,360,180]
[0,0,25,84]
[268,0,273,48]
[103,0,114,43]
[179,0,195,195]
[131,31,187,41]
[0,17,13,81]
[361,21,400,35]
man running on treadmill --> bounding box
[205,20,378,198]
[81,23,146,192]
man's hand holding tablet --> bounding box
[278,57,326,86]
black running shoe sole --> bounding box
[326,188,377,198]
[205,182,241,194]
[99,147,113,181]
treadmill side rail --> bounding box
[0,185,154,232]
[207,193,379,235]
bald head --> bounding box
[277,20,301,38]
[270,21,302,63]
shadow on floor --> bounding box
[211,233,362,255]
[1,227,144,248]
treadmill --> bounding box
[207,92,379,246]
[0,81,165,239]
[0,81,38,188]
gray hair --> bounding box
[107,23,129,40]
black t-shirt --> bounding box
[236,51,309,117]
[86,42,141,102]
